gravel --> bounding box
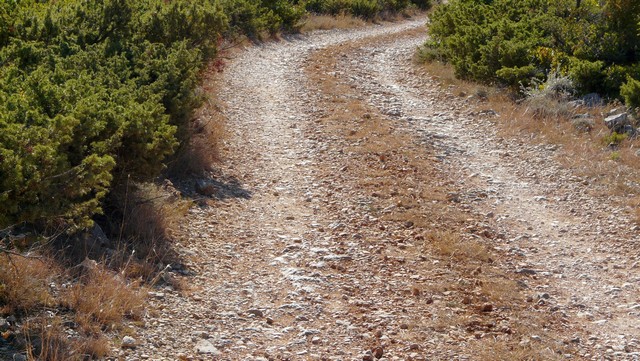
[123,16,640,360]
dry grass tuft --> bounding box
[475,339,565,361]
[416,60,495,100]
[523,96,575,121]
[0,255,131,360]
[121,183,190,259]
[63,263,145,333]
[101,181,193,283]
[22,316,110,361]
[480,277,521,304]
[426,231,491,263]
[0,255,57,315]
[23,317,71,361]
[78,335,111,359]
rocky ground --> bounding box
[122,17,640,361]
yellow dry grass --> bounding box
[426,231,491,263]
[0,252,145,360]
[0,255,57,314]
[63,264,144,334]
[419,59,640,200]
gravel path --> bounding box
[127,17,640,361]
[333,29,640,359]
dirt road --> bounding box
[131,17,640,361]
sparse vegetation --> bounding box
[301,13,367,32]
[426,231,491,262]
[63,263,144,333]
[0,254,143,360]
[602,132,628,147]
[419,0,640,196]
[0,255,56,315]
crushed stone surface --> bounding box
[126,17,640,361]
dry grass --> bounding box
[419,59,640,199]
[6,180,189,359]
[78,335,111,360]
[0,252,143,360]
[63,264,144,334]
[300,6,429,33]
[425,231,491,262]
[480,277,521,304]
[23,318,71,361]
[0,255,57,315]
[417,60,495,100]
[497,94,640,196]
[475,339,565,361]
[22,317,111,361]
[117,183,191,272]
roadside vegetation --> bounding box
[0,0,433,359]
[0,0,432,237]
[422,0,640,99]
[419,0,640,198]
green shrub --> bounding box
[351,0,379,19]
[0,2,14,47]
[602,132,628,146]
[0,0,301,231]
[139,0,228,56]
[222,0,305,37]
[425,0,558,84]
[496,65,539,87]
[603,65,630,97]
[425,0,640,99]
[568,58,605,94]
[304,0,421,18]
[410,0,432,10]
[621,77,640,109]
[268,0,306,32]
[0,0,428,231]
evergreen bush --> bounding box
[424,0,640,105]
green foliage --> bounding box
[425,0,640,103]
[304,0,429,19]
[610,150,621,160]
[0,0,309,231]
[410,0,432,10]
[1,0,429,231]
[602,132,628,146]
[621,77,640,109]
[568,58,605,94]
[424,0,572,84]
[220,0,306,37]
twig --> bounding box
[0,248,43,259]
[118,174,131,245]
[149,264,172,287]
